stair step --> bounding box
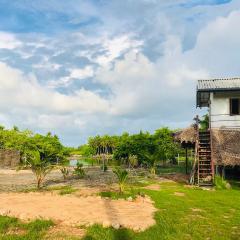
[199,174,212,177]
[199,183,213,186]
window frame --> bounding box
[230,98,240,116]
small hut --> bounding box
[174,125,197,174]
[0,149,20,168]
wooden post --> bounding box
[222,166,225,179]
[186,148,188,174]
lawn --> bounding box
[0,180,240,240]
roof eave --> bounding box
[197,88,240,93]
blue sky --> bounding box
[0,0,239,146]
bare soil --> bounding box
[0,168,157,231]
[0,192,156,231]
[0,167,115,191]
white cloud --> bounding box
[1,3,240,145]
[185,10,240,76]
[0,62,109,114]
[0,32,22,49]
[48,66,94,88]
[69,66,94,79]
[97,46,208,117]
[94,35,143,67]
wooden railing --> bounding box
[189,116,199,185]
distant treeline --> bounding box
[0,125,69,164]
[75,127,182,165]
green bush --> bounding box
[60,166,70,180]
[74,162,85,178]
[113,167,129,193]
[214,175,231,190]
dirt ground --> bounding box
[0,168,157,232]
[0,167,116,191]
[0,192,156,231]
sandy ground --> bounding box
[0,168,116,191]
[0,192,156,231]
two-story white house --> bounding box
[196,78,240,184]
[197,78,240,129]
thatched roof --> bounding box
[212,128,240,166]
[174,126,197,144]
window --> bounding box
[230,98,240,115]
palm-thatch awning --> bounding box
[212,128,240,166]
[174,126,197,147]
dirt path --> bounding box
[0,192,156,231]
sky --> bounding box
[0,0,240,146]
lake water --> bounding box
[69,159,90,167]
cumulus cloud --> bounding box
[0,62,109,114]
[0,1,240,145]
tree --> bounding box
[153,128,179,165]
[74,162,85,178]
[25,151,53,189]
[60,167,69,181]
[113,167,128,193]
[144,153,158,175]
[199,114,209,130]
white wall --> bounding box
[210,92,240,128]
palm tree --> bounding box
[113,167,128,193]
[26,151,53,189]
[145,153,158,175]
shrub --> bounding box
[23,151,53,189]
[113,167,128,194]
[214,175,231,190]
[129,155,138,168]
[74,162,85,178]
[60,166,70,181]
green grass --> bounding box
[19,185,77,196]
[0,216,54,240]
[58,186,77,195]
[99,188,145,200]
[84,181,240,240]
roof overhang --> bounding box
[197,88,240,108]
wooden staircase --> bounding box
[190,130,214,186]
[198,131,213,186]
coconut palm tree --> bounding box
[113,167,128,193]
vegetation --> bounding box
[59,185,77,195]
[0,216,53,240]
[87,128,180,168]
[144,153,158,175]
[113,167,129,193]
[74,162,86,178]
[1,180,239,240]
[60,166,70,181]
[214,175,231,190]
[26,151,54,189]
[0,126,69,164]
[83,181,240,240]
[199,114,209,130]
